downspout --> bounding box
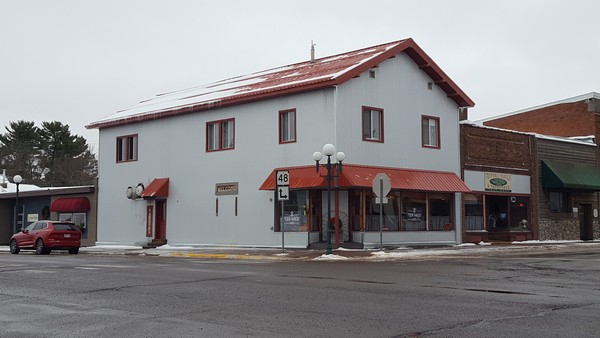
[333,85,339,145]
[456,107,467,244]
[333,85,340,246]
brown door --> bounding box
[580,204,593,241]
[155,200,167,240]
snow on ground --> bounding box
[511,240,584,244]
[81,245,143,250]
[313,254,350,261]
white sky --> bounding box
[1,0,599,152]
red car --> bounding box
[10,220,81,255]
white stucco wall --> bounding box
[97,88,339,247]
[335,53,461,173]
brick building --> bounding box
[461,93,600,242]
[479,92,600,138]
[460,123,536,242]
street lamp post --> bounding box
[13,175,22,234]
[313,144,345,255]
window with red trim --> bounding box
[116,134,138,162]
[422,115,440,148]
[207,118,235,151]
[279,109,296,144]
[362,106,384,142]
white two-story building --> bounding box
[87,38,474,248]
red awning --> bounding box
[50,197,91,212]
[141,178,169,198]
[259,164,470,193]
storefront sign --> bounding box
[484,172,512,192]
[283,214,301,229]
[27,214,39,222]
[405,207,422,221]
[215,182,239,195]
[146,206,153,237]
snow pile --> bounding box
[511,240,583,244]
[313,254,350,261]
[83,245,143,250]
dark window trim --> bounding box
[206,118,235,152]
[362,106,384,143]
[116,134,138,163]
[421,115,441,149]
[279,108,297,144]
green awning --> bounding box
[542,160,600,191]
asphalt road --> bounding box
[0,246,599,338]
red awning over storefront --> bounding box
[141,178,169,198]
[50,197,91,212]
[259,164,470,193]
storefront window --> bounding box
[365,191,399,231]
[59,212,87,239]
[510,197,529,230]
[278,190,308,232]
[487,195,530,231]
[549,191,569,213]
[428,194,452,231]
[464,194,484,230]
[402,192,426,231]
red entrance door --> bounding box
[155,200,167,240]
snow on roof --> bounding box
[87,38,474,129]
[460,120,596,147]
[476,92,600,124]
[0,175,40,194]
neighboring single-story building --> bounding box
[0,172,97,246]
[460,121,600,243]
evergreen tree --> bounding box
[0,120,41,183]
[38,121,97,186]
[0,120,97,186]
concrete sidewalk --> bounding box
[78,240,600,261]
[2,241,599,261]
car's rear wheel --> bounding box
[68,247,79,255]
[9,239,19,254]
[35,239,46,255]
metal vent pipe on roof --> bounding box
[310,41,315,62]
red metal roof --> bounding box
[50,197,91,212]
[259,164,470,193]
[87,38,474,129]
[141,178,169,198]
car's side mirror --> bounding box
[22,229,28,234]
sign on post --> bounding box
[276,170,291,253]
[373,173,391,200]
[373,173,391,251]
[278,186,289,201]
[276,171,290,186]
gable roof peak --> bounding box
[87,38,473,129]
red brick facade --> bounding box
[483,101,595,137]
[460,123,537,242]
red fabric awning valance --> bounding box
[50,197,91,212]
[141,178,169,198]
[259,164,470,193]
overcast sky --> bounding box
[1,0,599,151]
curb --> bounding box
[167,252,281,260]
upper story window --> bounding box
[362,106,384,142]
[279,109,296,144]
[207,118,235,152]
[422,115,440,148]
[116,134,138,163]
